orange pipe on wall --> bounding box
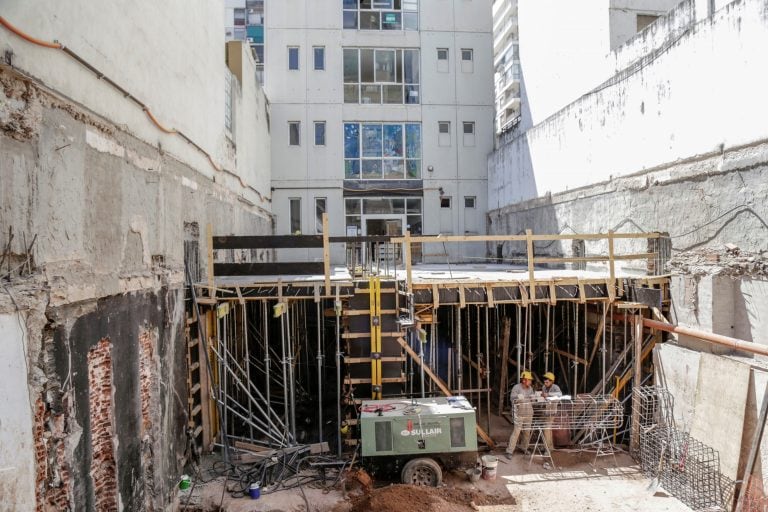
[643,318,768,357]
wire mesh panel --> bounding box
[633,387,735,511]
[512,394,623,430]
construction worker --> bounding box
[541,372,562,451]
[506,371,535,458]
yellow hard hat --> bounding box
[521,371,533,380]
[544,372,555,381]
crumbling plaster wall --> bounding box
[0,1,271,210]
[0,62,271,511]
[488,0,768,343]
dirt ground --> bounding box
[177,415,691,511]
[178,450,690,512]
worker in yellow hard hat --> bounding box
[506,371,535,459]
[541,372,563,451]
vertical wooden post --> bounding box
[526,229,535,301]
[323,213,331,296]
[608,230,616,302]
[206,223,214,297]
[631,313,643,455]
[497,316,511,416]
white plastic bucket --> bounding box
[481,455,498,480]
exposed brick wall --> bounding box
[87,338,117,511]
[139,330,157,511]
[34,395,72,511]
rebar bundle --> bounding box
[511,394,623,430]
[633,386,734,511]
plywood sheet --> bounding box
[690,353,751,480]
[656,343,701,429]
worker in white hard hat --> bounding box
[541,371,563,451]
[506,371,536,458]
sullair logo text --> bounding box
[400,420,443,437]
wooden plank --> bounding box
[213,234,324,249]
[323,213,331,296]
[549,281,557,305]
[553,348,588,366]
[342,309,397,316]
[206,224,214,296]
[534,256,609,264]
[390,232,660,243]
[498,317,511,416]
[613,252,657,260]
[486,285,495,307]
[526,229,535,301]
[458,284,466,309]
[343,356,407,364]
[432,283,439,309]
[214,262,324,276]
[690,354,751,480]
[404,230,413,294]
[394,336,496,448]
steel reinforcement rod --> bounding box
[643,318,768,357]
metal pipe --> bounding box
[287,303,297,440]
[484,305,491,436]
[456,305,463,392]
[243,302,253,441]
[279,302,290,440]
[420,329,426,398]
[263,300,273,447]
[644,318,768,356]
[316,300,324,444]
[574,303,579,394]
[601,302,607,394]
[516,304,521,381]
[335,288,342,457]
[212,341,292,443]
[544,304,554,372]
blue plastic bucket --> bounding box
[249,482,261,499]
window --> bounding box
[343,48,420,104]
[461,48,474,73]
[289,198,301,234]
[464,196,476,208]
[314,121,326,146]
[344,122,421,179]
[345,198,422,236]
[637,14,659,32]
[440,197,451,208]
[437,48,449,73]
[315,197,327,234]
[289,121,300,146]
[343,0,419,31]
[438,121,451,147]
[463,121,475,146]
[288,47,299,70]
[313,46,325,70]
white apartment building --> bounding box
[492,0,520,135]
[266,0,494,263]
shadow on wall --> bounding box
[489,67,564,261]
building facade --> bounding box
[226,0,266,82]
[266,0,494,263]
[492,0,520,135]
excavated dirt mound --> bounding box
[345,484,516,512]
